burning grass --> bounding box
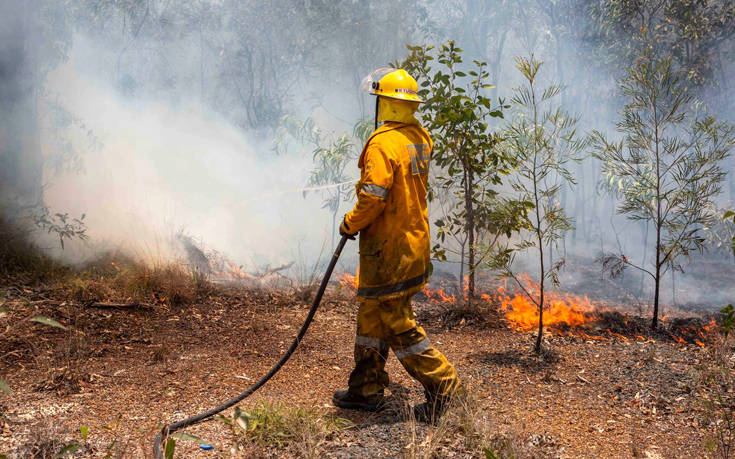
[54,252,217,308]
[491,275,593,331]
[332,269,726,347]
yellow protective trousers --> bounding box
[347,294,461,399]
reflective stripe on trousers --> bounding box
[355,335,389,352]
[393,337,431,360]
[346,294,460,398]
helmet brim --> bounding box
[371,92,424,103]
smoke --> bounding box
[38,34,359,271]
[1,1,733,309]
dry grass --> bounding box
[697,334,735,458]
[219,402,353,458]
[0,215,217,310]
[0,217,214,310]
[61,254,216,308]
[0,217,68,282]
[116,263,198,306]
[399,384,555,459]
[14,421,91,458]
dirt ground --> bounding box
[0,281,716,458]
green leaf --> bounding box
[80,425,88,440]
[58,443,81,456]
[164,438,176,459]
[214,415,232,426]
[172,433,203,444]
[0,379,10,393]
[483,448,499,459]
[720,304,735,338]
[30,316,66,329]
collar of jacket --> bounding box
[358,122,412,168]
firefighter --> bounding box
[333,68,462,423]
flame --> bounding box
[420,277,470,305]
[425,287,456,304]
[334,269,716,346]
[496,275,594,331]
[606,330,628,340]
[575,330,607,341]
[338,269,359,291]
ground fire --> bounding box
[336,270,721,347]
[4,3,735,457]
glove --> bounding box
[339,217,356,240]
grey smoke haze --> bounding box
[41,35,343,269]
[1,1,733,308]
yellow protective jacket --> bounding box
[342,121,433,301]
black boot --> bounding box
[332,390,384,412]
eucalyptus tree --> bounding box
[493,56,585,354]
[588,0,735,91]
[399,41,516,301]
[592,50,735,329]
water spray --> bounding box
[152,235,349,458]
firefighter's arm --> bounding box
[340,145,393,234]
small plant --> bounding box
[592,49,735,329]
[721,304,735,339]
[698,335,735,458]
[33,206,88,250]
[217,403,351,456]
[492,55,584,355]
[119,263,199,306]
[14,421,90,458]
[399,41,514,301]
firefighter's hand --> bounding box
[339,218,356,240]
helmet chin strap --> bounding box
[374,96,379,131]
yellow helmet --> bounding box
[361,68,423,103]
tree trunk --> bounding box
[535,226,545,355]
[535,289,544,354]
[466,166,476,303]
[652,193,662,329]
[653,257,660,329]
[531,77,544,355]
[459,240,465,296]
[652,99,662,330]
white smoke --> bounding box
[39,36,359,272]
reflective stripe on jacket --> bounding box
[344,121,433,301]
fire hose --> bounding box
[152,234,350,458]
